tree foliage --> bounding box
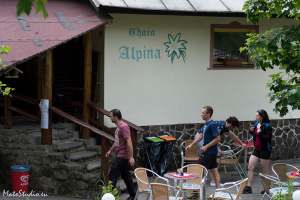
[0,46,14,95]
[242,0,300,116]
[16,0,48,17]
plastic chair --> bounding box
[259,173,288,200]
[178,164,208,199]
[134,168,169,200]
[150,183,183,200]
[208,178,248,200]
[272,163,300,187]
[180,140,199,167]
[218,144,246,178]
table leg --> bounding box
[244,148,248,171]
[200,184,205,200]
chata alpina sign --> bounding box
[118,27,188,63]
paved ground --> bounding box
[1,159,299,200]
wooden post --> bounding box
[41,50,53,145]
[101,137,110,181]
[4,95,12,129]
[131,128,138,161]
[82,32,92,139]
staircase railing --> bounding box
[2,94,144,179]
[51,106,115,141]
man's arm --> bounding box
[202,135,221,152]
[105,142,117,158]
[186,132,203,150]
[126,137,135,167]
[228,131,244,146]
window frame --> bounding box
[209,22,259,70]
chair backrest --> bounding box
[235,178,248,200]
[182,164,207,184]
[183,140,198,158]
[272,163,299,182]
[150,183,170,200]
[134,168,149,192]
[259,173,272,193]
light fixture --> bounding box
[4,66,23,79]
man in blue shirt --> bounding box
[186,106,242,188]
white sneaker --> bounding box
[210,181,216,187]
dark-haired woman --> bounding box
[243,109,273,194]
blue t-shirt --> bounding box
[197,120,220,156]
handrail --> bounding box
[11,94,39,105]
[9,106,39,121]
[51,106,115,142]
[88,101,144,132]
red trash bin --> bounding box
[11,165,30,193]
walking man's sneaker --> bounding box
[243,186,252,194]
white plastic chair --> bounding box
[150,183,183,200]
[208,178,248,200]
[218,144,247,178]
[134,168,169,200]
[272,163,300,187]
[178,164,208,199]
[259,173,288,200]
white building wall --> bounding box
[103,14,300,126]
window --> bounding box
[210,22,258,69]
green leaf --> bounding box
[35,0,48,18]
[16,0,48,17]
[16,0,33,16]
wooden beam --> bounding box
[82,32,93,139]
[41,50,53,145]
[4,96,12,129]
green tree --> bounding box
[241,0,300,116]
[0,0,47,96]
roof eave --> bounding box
[99,6,245,17]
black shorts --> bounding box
[199,155,218,170]
[253,149,271,160]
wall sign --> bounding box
[118,28,188,63]
[164,33,188,63]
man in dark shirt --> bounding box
[186,106,221,188]
[186,107,242,188]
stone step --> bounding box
[54,141,84,152]
[86,160,101,172]
[75,138,97,146]
[59,162,85,171]
[53,123,77,130]
[83,171,101,181]
[68,151,99,161]
[52,131,75,141]
[86,144,101,154]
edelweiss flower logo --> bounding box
[164,33,188,63]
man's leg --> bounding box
[109,157,122,187]
[120,158,136,198]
